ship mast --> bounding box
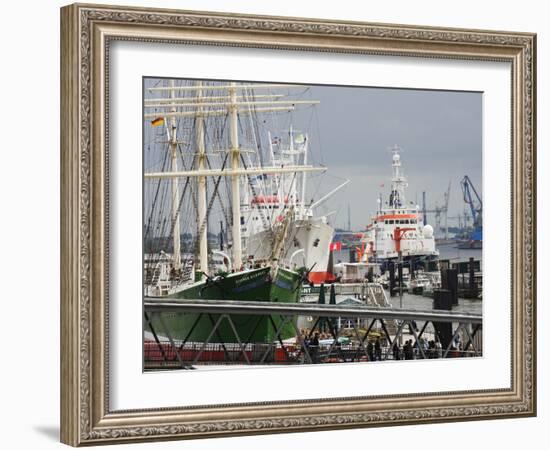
[169,80,181,271]
[229,82,242,269]
[145,82,323,272]
[288,125,296,209]
[300,137,308,213]
[195,82,208,277]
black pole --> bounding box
[469,257,476,297]
[422,191,427,225]
[432,289,453,349]
[389,262,396,297]
[397,261,403,293]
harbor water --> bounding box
[437,242,483,264]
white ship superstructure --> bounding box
[364,146,438,262]
[243,129,348,283]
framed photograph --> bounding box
[60,3,536,446]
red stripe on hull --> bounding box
[308,271,337,284]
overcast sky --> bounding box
[144,79,482,233]
[270,84,482,230]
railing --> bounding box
[144,341,479,369]
[144,298,482,369]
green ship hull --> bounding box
[149,266,302,343]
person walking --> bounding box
[366,339,374,361]
[392,342,400,360]
[404,340,414,360]
[310,332,320,364]
[374,337,382,361]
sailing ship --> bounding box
[143,80,330,342]
[362,146,439,269]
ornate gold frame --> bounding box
[60,3,536,446]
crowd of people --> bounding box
[295,328,467,363]
[391,338,444,360]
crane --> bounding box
[460,176,482,228]
[460,175,482,244]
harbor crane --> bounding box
[461,175,482,227]
[460,175,482,243]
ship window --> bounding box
[389,220,394,224]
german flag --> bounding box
[151,117,164,127]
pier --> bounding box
[144,298,482,370]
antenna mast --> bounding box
[389,145,407,209]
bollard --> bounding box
[446,268,459,306]
[433,289,453,310]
